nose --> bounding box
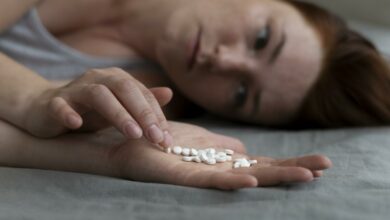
[200,44,255,73]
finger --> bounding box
[109,79,170,146]
[212,133,247,154]
[313,170,323,178]
[276,155,332,171]
[48,97,83,129]
[76,84,143,139]
[186,170,257,190]
[233,166,314,187]
[138,85,173,147]
[150,87,173,107]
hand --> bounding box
[110,122,332,190]
[24,67,173,147]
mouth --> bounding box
[187,27,202,71]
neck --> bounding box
[118,0,184,61]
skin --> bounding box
[118,0,323,125]
[20,0,323,141]
[0,0,332,189]
[0,119,332,190]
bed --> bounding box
[1,19,390,220]
[1,114,390,220]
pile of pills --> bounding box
[165,146,257,169]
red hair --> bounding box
[284,0,390,128]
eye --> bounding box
[254,26,271,51]
[233,82,248,108]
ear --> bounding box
[150,87,173,107]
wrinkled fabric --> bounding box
[1,117,390,220]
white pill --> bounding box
[216,156,227,163]
[192,157,202,163]
[233,162,241,169]
[165,147,172,154]
[182,148,191,156]
[206,158,217,165]
[240,159,251,167]
[217,152,227,157]
[200,152,208,162]
[182,156,193,162]
[225,149,234,155]
[173,146,182,155]
[249,160,258,165]
[197,150,205,155]
[205,148,216,154]
[240,163,251,168]
[190,148,198,156]
[206,152,216,159]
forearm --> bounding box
[0,53,53,127]
[0,119,118,177]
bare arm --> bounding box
[0,53,53,129]
[0,51,52,133]
[0,119,116,177]
[0,119,332,190]
[0,0,42,32]
[0,1,55,128]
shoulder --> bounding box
[37,0,127,34]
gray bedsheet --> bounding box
[1,116,390,220]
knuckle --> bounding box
[102,74,119,83]
[85,69,101,77]
[48,97,64,115]
[86,67,125,78]
[113,110,130,123]
[106,67,130,78]
[86,84,110,99]
[106,67,124,73]
[138,108,155,123]
[48,98,59,115]
[143,89,156,102]
[115,79,136,94]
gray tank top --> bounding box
[0,9,154,80]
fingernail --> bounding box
[124,122,143,139]
[161,131,173,147]
[147,124,164,144]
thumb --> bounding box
[150,87,173,107]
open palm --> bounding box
[111,122,332,190]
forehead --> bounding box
[257,2,323,124]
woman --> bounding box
[2,0,386,189]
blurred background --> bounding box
[305,0,390,56]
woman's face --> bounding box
[156,0,323,125]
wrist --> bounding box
[19,83,58,134]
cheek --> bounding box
[174,75,233,112]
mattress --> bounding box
[1,20,390,220]
[1,115,390,220]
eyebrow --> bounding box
[269,31,287,64]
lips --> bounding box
[187,28,202,71]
